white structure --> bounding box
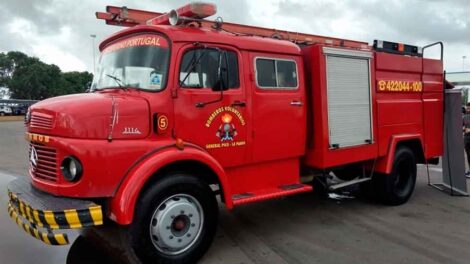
[0,87,10,99]
[447,72,470,103]
[447,71,470,86]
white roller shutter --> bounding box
[324,47,373,148]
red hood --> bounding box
[28,93,150,139]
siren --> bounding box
[147,2,217,26]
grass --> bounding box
[0,116,24,122]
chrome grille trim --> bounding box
[30,142,57,182]
[30,113,54,129]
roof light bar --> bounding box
[373,40,422,57]
[147,2,217,26]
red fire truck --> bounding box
[7,2,444,263]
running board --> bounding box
[328,177,371,191]
[232,184,313,206]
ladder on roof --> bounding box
[95,3,369,49]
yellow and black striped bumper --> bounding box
[7,178,104,246]
[7,203,69,245]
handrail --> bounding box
[422,41,444,61]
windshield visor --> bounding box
[92,34,170,91]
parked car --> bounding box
[12,106,27,115]
[0,106,12,116]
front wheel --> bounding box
[128,174,218,264]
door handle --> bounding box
[290,100,303,106]
[231,100,246,107]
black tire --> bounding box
[128,174,218,264]
[374,147,417,205]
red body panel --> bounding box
[109,144,231,224]
[248,52,306,164]
[26,22,444,224]
[30,136,158,197]
[302,45,379,168]
[422,59,444,158]
[226,158,300,195]
[30,93,150,139]
[172,43,250,168]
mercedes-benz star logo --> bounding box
[30,146,38,167]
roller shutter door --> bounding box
[324,47,373,148]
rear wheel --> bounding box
[128,174,218,264]
[374,147,417,205]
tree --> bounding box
[0,51,93,100]
[8,57,59,100]
[0,51,29,85]
[62,71,94,94]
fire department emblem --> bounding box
[216,114,237,141]
[205,106,246,149]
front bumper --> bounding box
[7,177,104,245]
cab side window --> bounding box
[256,58,298,89]
[179,48,239,89]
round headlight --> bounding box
[61,156,83,182]
[69,160,77,176]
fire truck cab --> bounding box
[7,3,444,263]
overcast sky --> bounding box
[0,0,468,73]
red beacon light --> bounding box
[147,2,217,26]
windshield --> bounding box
[92,34,170,91]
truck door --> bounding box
[249,53,306,163]
[173,45,249,167]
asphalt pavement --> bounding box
[1,120,470,264]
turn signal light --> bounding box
[175,138,185,150]
[398,43,405,52]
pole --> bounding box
[463,56,467,71]
[90,34,97,74]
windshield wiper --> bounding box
[106,74,124,88]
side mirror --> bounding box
[212,50,229,92]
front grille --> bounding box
[30,113,53,129]
[30,142,58,182]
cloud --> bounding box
[249,0,469,71]
[0,0,254,72]
[0,0,468,72]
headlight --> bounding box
[61,156,83,182]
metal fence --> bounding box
[0,99,39,115]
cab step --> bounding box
[232,184,313,206]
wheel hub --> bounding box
[171,215,190,236]
[150,194,203,255]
